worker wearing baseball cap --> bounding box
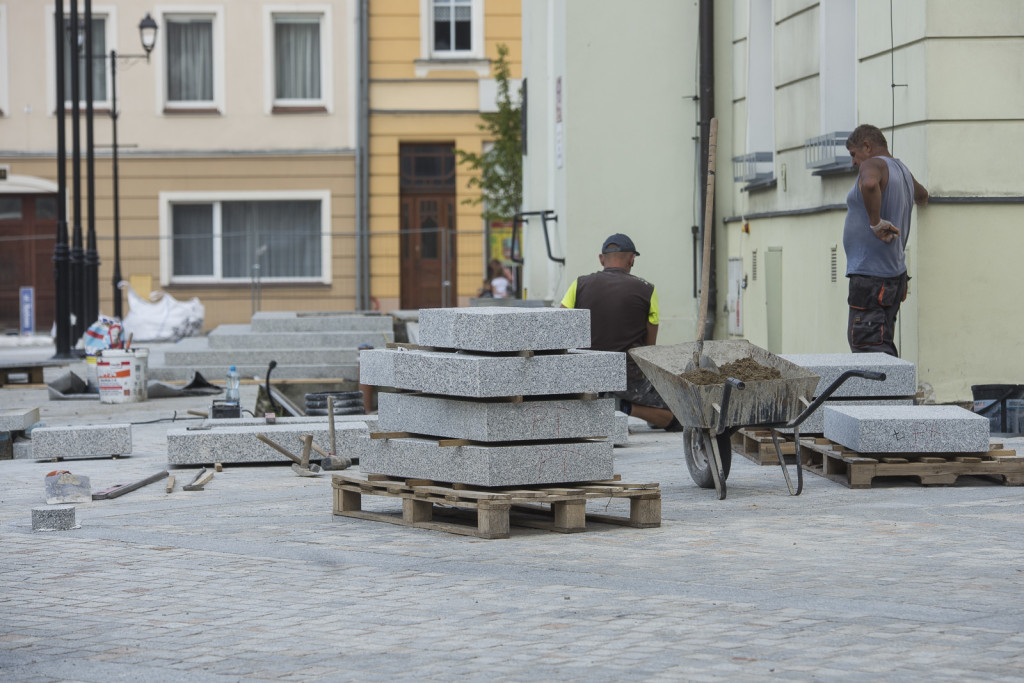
[561,233,680,431]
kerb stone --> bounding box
[167,422,369,465]
[0,407,40,432]
[778,352,916,398]
[824,405,991,453]
[32,424,132,460]
[418,307,590,352]
[377,393,615,441]
[360,437,615,487]
[360,348,625,397]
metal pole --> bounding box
[52,0,72,358]
[84,0,99,327]
[110,50,123,319]
[69,0,85,348]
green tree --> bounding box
[457,43,522,222]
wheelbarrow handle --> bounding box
[787,369,887,429]
[715,377,746,436]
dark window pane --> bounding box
[63,17,107,102]
[36,197,57,220]
[0,197,21,220]
[167,19,214,102]
[433,20,450,50]
[221,200,321,278]
[172,204,214,276]
[275,19,321,100]
[454,20,471,50]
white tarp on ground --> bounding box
[120,283,204,342]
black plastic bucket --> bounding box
[971,384,1024,433]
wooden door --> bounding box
[0,195,57,332]
[399,144,457,310]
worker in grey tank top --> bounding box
[843,125,929,356]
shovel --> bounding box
[687,117,721,375]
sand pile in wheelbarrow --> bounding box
[680,357,782,386]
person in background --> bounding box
[844,124,928,356]
[489,259,511,299]
[561,233,681,431]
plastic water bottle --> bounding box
[225,366,241,403]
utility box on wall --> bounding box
[727,258,743,336]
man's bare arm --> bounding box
[913,176,929,205]
[646,322,658,346]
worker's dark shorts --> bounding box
[847,273,908,357]
[612,368,670,411]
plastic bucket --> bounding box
[971,384,1024,434]
[97,349,149,404]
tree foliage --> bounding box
[456,43,522,222]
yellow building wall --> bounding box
[368,0,520,311]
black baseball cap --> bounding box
[602,233,639,256]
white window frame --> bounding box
[417,0,488,77]
[158,190,332,286]
[741,0,775,186]
[0,4,8,117]
[45,4,118,114]
[154,4,226,114]
[262,4,333,114]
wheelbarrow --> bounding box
[630,340,885,499]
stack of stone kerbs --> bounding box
[358,307,624,487]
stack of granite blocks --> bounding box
[777,353,917,434]
[1,407,39,460]
[359,307,625,487]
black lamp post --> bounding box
[52,0,72,358]
[108,13,158,320]
[68,2,84,348]
[84,0,98,331]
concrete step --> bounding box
[207,324,393,350]
[148,363,360,382]
[250,311,394,333]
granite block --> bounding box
[0,407,40,432]
[613,411,629,447]
[778,352,916,398]
[13,438,32,460]
[32,424,132,459]
[377,393,615,441]
[202,415,376,429]
[45,471,92,504]
[162,341,358,367]
[360,437,615,486]
[418,307,590,352]
[207,324,393,349]
[32,505,78,531]
[360,348,625,397]
[823,405,991,453]
[250,311,393,333]
[779,398,915,434]
[166,422,369,465]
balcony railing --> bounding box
[732,151,774,184]
[805,131,854,173]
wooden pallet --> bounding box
[732,428,800,466]
[797,437,1024,488]
[332,472,661,539]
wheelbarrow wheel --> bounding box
[683,427,733,489]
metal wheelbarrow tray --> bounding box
[631,340,885,499]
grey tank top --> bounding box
[843,156,915,278]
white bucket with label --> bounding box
[85,354,100,393]
[97,349,149,404]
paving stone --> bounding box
[780,398,915,434]
[31,424,132,459]
[250,311,394,333]
[45,471,92,504]
[778,352,916,398]
[166,422,369,465]
[360,348,625,397]
[418,307,590,352]
[823,405,991,453]
[0,407,40,432]
[32,505,78,531]
[376,393,616,441]
[360,437,615,486]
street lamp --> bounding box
[107,13,158,320]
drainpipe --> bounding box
[356,0,370,310]
[698,0,716,341]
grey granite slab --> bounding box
[32,505,78,531]
[779,398,915,434]
[778,352,916,398]
[360,348,625,397]
[45,471,92,504]
[360,437,615,486]
[418,307,590,352]
[823,405,991,453]
[207,325,394,350]
[147,363,360,382]
[166,422,369,465]
[0,407,40,432]
[250,311,393,333]
[376,393,615,441]
[162,341,358,367]
[202,415,377,429]
[613,411,629,447]
[32,424,132,459]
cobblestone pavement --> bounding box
[1,352,1022,681]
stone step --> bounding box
[250,311,394,333]
[823,405,990,453]
[207,324,393,350]
[148,363,360,382]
